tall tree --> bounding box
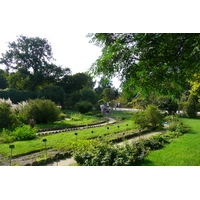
[0,35,69,90]
[0,69,8,89]
[89,33,200,97]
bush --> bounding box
[168,121,189,134]
[186,94,197,118]
[0,102,17,128]
[10,125,37,141]
[19,99,61,123]
[73,142,149,166]
[70,113,83,121]
[75,101,93,113]
[133,105,163,130]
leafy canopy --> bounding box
[89,33,200,97]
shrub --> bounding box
[168,121,189,134]
[75,101,93,113]
[10,125,37,141]
[186,94,198,118]
[73,142,149,166]
[19,99,61,124]
[133,105,163,130]
[58,113,66,121]
[70,113,83,121]
[0,102,17,128]
[0,130,15,143]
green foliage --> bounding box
[0,89,37,104]
[10,125,37,141]
[38,86,65,106]
[74,142,149,166]
[0,130,15,143]
[102,88,117,102]
[186,94,198,118]
[133,105,163,130]
[0,69,8,89]
[1,35,69,91]
[70,113,83,121]
[89,33,200,97]
[156,96,178,115]
[7,71,30,90]
[19,99,61,123]
[0,102,17,128]
[75,101,93,113]
[168,121,189,134]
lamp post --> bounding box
[126,124,128,133]
[117,126,120,133]
[74,133,78,142]
[42,139,47,157]
[9,145,15,166]
[107,127,109,134]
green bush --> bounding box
[186,94,197,118]
[70,113,83,121]
[0,130,15,143]
[168,121,189,134]
[10,125,37,141]
[75,101,93,113]
[73,142,149,166]
[133,105,163,130]
[19,99,61,124]
[0,102,17,128]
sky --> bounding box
[0,0,124,88]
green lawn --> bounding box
[36,114,100,129]
[140,118,200,166]
[0,119,135,158]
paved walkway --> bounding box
[47,129,164,166]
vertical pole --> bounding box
[10,148,12,166]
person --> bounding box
[100,104,104,114]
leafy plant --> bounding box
[133,105,163,130]
[10,125,37,141]
[19,99,61,124]
[75,101,93,113]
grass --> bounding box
[35,113,100,129]
[0,119,136,158]
[139,118,200,166]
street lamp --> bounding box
[74,133,78,142]
[9,145,15,166]
[117,125,120,133]
[107,127,109,134]
[42,139,47,157]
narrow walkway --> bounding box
[47,130,164,166]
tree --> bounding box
[89,33,200,97]
[38,86,65,106]
[0,69,8,89]
[7,71,30,90]
[0,35,69,90]
[102,88,117,102]
[95,77,113,95]
[58,73,95,94]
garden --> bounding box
[1,34,200,166]
[0,98,194,166]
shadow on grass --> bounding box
[135,159,155,166]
